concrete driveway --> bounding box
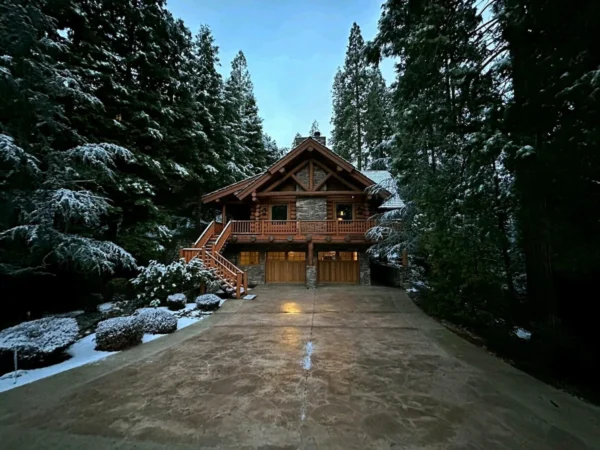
[0,285,598,449]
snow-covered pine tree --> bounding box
[223,51,256,179]
[0,0,97,154]
[262,133,283,165]
[223,51,274,178]
[364,68,392,168]
[369,0,521,323]
[0,135,136,275]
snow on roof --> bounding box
[360,170,404,209]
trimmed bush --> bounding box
[166,293,186,311]
[196,294,221,312]
[134,308,177,334]
[0,317,79,370]
[95,316,142,351]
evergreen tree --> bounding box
[364,68,392,167]
[369,0,519,324]
[331,24,392,169]
[309,120,320,136]
[222,51,275,178]
[292,132,302,148]
[331,23,368,169]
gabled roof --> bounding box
[202,137,391,203]
[201,173,262,203]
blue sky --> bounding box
[167,0,395,148]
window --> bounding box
[267,252,286,260]
[336,204,353,221]
[239,251,259,265]
[271,204,288,221]
[287,251,306,261]
[318,251,337,261]
[339,251,358,261]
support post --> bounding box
[236,272,242,299]
[308,241,314,266]
[402,248,408,267]
[200,284,206,295]
[179,248,184,260]
[222,204,227,224]
[243,271,248,295]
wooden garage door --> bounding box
[318,251,359,283]
[265,252,306,283]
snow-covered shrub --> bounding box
[131,258,218,304]
[149,299,161,308]
[134,308,177,334]
[95,317,143,351]
[196,294,221,312]
[166,293,187,311]
[0,318,79,369]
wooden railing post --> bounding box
[236,272,242,299]
[243,271,248,295]
[402,248,409,267]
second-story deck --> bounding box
[227,220,374,244]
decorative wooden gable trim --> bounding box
[236,138,376,200]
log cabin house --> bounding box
[180,134,396,297]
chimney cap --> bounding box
[314,131,321,137]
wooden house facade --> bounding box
[179,135,392,296]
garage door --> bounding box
[265,252,306,283]
[318,251,359,283]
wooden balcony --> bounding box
[228,220,375,244]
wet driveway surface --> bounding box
[0,285,598,449]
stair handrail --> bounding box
[212,251,243,276]
[213,220,232,254]
[204,251,236,280]
[193,221,215,248]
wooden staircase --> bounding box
[179,221,247,299]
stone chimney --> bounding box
[294,132,327,148]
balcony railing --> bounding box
[230,220,374,235]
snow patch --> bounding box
[0,334,115,393]
[97,302,114,312]
[302,341,314,370]
[515,328,532,340]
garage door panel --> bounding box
[266,254,306,283]
[318,260,359,283]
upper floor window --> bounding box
[271,204,288,221]
[336,204,353,221]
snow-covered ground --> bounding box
[0,301,220,393]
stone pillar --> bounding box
[359,251,371,286]
[306,265,317,289]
